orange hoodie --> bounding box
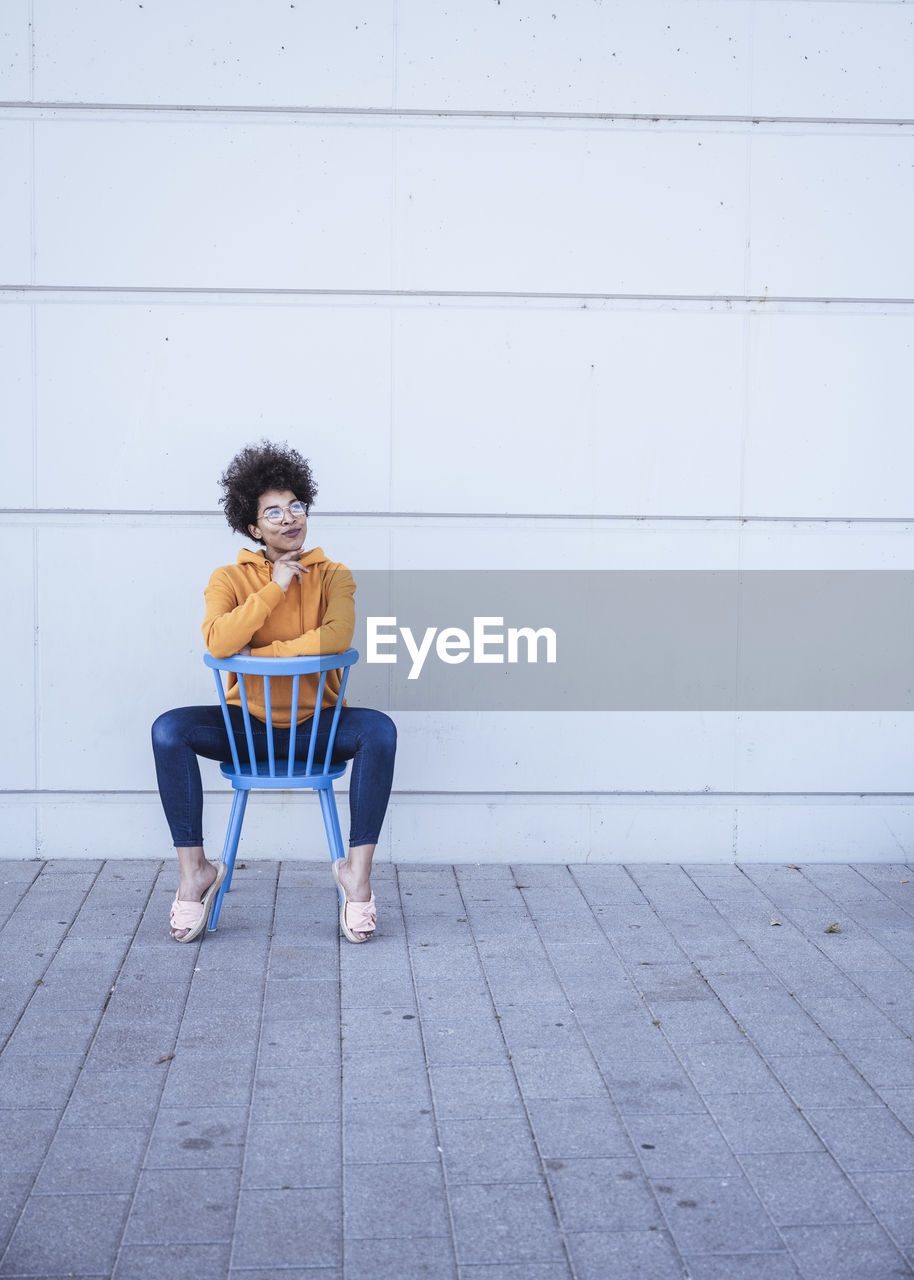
[202,546,355,726]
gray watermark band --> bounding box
[333,571,914,712]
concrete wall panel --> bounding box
[385,518,914,576]
[395,123,748,296]
[734,802,914,862]
[0,1,31,101]
[37,522,228,791]
[34,302,391,511]
[751,5,914,121]
[588,800,737,862]
[744,313,914,518]
[0,803,36,858]
[394,711,737,794]
[3,528,36,791]
[735,713,914,793]
[0,121,32,282]
[0,305,34,505]
[377,711,914,798]
[388,518,741,572]
[391,308,745,516]
[391,797,738,863]
[749,134,913,299]
[22,797,914,863]
[34,119,393,289]
[389,793,592,864]
[31,1,394,108]
[24,2,914,124]
[399,2,913,122]
[736,523,914,572]
[397,0,751,117]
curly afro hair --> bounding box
[219,440,318,541]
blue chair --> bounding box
[203,649,358,931]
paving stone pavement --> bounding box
[1,858,914,1279]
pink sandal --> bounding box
[332,859,376,943]
[169,862,227,943]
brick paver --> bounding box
[1,858,913,1278]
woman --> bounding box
[151,440,396,944]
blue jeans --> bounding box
[151,704,396,849]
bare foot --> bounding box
[334,858,374,942]
[170,860,220,940]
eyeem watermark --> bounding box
[366,616,558,680]
[343,570,914,710]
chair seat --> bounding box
[219,759,348,789]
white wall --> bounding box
[2,1,912,863]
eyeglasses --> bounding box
[258,501,308,526]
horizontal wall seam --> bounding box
[2,101,913,128]
[4,511,914,525]
[4,791,913,801]
[4,285,914,307]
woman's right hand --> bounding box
[271,550,307,593]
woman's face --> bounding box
[248,488,307,561]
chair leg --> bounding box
[209,788,248,932]
[318,785,346,864]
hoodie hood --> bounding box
[237,546,329,573]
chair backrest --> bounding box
[204,649,359,780]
